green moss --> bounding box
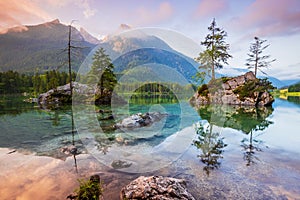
[233,80,257,100]
[233,78,274,101]
[221,77,231,83]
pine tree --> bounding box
[195,18,232,80]
[88,48,117,96]
[246,37,275,77]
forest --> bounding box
[0,70,76,95]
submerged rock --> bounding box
[61,145,77,155]
[120,176,195,200]
[111,160,132,169]
[115,112,167,129]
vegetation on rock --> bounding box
[191,71,275,106]
[233,78,275,101]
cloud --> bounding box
[270,63,300,80]
[233,0,300,37]
[135,2,173,25]
[80,0,97,19]
[0,0,51,33]
[47,0,96,19]
[194,0,229,18]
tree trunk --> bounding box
[100,76,104,97]
[68,25,73,97]
[211,63,215,80]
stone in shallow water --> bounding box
[111,160,132,169]
[115,112,167,129]
[120,176,195,200]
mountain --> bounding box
[112,48,198,83]
[79,32,201,84]
[0,19,96,73]
[218,67,299,89]
[0,21,200,84]
[80,27,100,44]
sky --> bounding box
[0,0,300,80]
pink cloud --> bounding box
[135,2,173,25]
[195,0,229,18]
[0,0,51,33]
[235,0,300,37]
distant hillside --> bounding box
[288,82,300,92]
[218,67,298,89]
[0,19,97,73]
[112,48,198,83]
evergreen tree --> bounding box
[88,48,117,96]
[246,37,275,77]
[195,18,232,80]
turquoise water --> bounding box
[0,95,300,199]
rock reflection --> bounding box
[196,105,273,166]
[193,121,227,175]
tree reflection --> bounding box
[193,121,227,175]
[196,105,273,166]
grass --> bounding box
[278,89,300,98]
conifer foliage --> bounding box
[195,18,232,80]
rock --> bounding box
[120,176,195,200]
[245,71,256,81]
[111,160,132,169]
[235,75,246,85]
[227,79,238,89]
[115,112,167,129]
[38,82,96,106]
[190,71,274,107]
[61,145,77,155]
[38,82,125,106]
[221,83,230,90]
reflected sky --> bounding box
[260,99,300,153]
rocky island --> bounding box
[190,71,275,107]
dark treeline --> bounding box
[0,70,76,95]
[116,82,197,95]
[288,82,300,92]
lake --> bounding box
[0,95,300,199]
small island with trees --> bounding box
[190,18,276,108]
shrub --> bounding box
[74,176,103,200]
[198,84,209,96]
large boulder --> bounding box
[38,82,125,106]
[38,82,96,106]
[120,176,195,200]
[190,71,274,107]
[115,112,167,129]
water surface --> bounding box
[0,95,299,199]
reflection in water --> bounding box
[130,94,179,104]
[193,122,227,175]
[287,96,300,105]
[0,95,36,116]
[241,130,262,166]
[197,105,273,166]
[71,112,78,173]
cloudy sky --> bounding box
[0,0,299,80]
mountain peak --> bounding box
[42,19,61,28]
[50,19,60,24]
[79,27,100,44]
[119,24,132,31]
